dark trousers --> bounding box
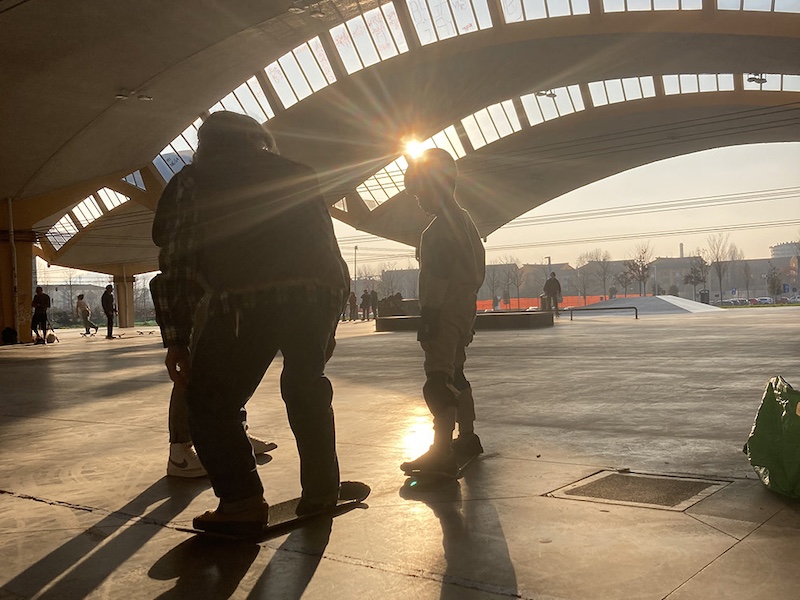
[187,291,341,505]
[105,312,114,337]
[31,314,47,340]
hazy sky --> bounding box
[334,142,800,273]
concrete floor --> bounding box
[1,308,798,599]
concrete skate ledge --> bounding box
[375,311,554,332]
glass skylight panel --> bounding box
[265,38,335,109]
[588,77,655,106]
[774,0,800,12]
[430,126,466,157]
[155,119,202,180]
[211,78,275,123]
[406,0,492,46]
[462,101,521,150]
[357,156,409,207]
[604,0,700,9]
[743,73,796,91]
[521,87,584,123]
[122,170,145,190]
[71,196,103,227]
[332,6,409,75]
[503,0,589,19]
[663,73,735,94]
[46,215,78,251]
[742,0,771,10]
[96,187,129,212]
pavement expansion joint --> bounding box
[545,470,732,511]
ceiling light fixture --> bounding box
[535,89,557,98]
[137,94,154,101]
[288,2,305,14]
[747,73,767,85]
[310,5,325,18]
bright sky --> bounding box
[334,142,800,273]
[37,142,800,285]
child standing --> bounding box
[400,149,486,476]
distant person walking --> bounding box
[348,291,358,321]
[360,290,371,321]
[101,285,117,338]
[370,289,379,319]
[31,286,51,344]
[76,294,98,335]
[543,272,561,317]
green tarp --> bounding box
[744,376,800,499]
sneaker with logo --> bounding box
[400,445,458,477]
[167,442,207,478]
[247,434,277,456]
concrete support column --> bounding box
[0,230,36,343]
[113,274,135,328]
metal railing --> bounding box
[567,306,638,320]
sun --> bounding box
[404,138,425,159]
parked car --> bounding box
[757,297,774,305]
[788,296,800,304]
[748,298,760,305]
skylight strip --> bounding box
[279,53,314,102]
[347,14,382,69]
[331,23,365,74]
[46,214,79,251]
[265,62,299,109]
[96,187,129,211]
[364,5,400,60]
[462,113,488,149]
[308,38,337,84]
[123,170,145,190]
[72,196,103,227]
[246,77,276,119]
[406,0,490,46]
[382,3,410,52]
[294,41,330,92]
[523,0,547,19]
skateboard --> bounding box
[402,450,481,482]
[177,480,370,541]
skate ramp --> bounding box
[577,295,724,315]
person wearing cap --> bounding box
[150,111,349,537]
[399,148,486,477]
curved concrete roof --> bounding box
[2,1,798,274]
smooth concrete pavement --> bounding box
[1,308,798,599]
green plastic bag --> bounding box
[744,376,800,499]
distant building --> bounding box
[770,241,800,259]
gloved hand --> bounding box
[417,307,440,342]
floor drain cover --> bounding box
[548,471,730,511]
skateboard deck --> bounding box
[178,480,370,541]
[403,451,481,481]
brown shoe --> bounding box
[193,497,268,539]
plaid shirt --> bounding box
[150,166,204,347]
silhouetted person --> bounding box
[347,291,358,321]
[400,148,486,477]
[151,111,349,537]
[101,285,117,338]
[360,290,371,321]
[543,272,561,317]
[370,289,379,318]
[31,286,51,344]
[76,294,98,335]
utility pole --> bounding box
[354,245,358,296]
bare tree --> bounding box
[499,255,523,309]
[707,233,732,302]
[613,271,632,297]
[574,252,593,305]
[684,250,710,301]
[378,262,399,297]
[484,260,503,306]
[587,248,613,299]
[623,242,653,296]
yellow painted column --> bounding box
[113,274,136,328]
[0,230,36,343]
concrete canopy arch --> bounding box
[1,1,799,337]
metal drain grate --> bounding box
[548,471,730,511]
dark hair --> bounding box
[77,294,84,300]
[195,111,276,162]
[404,148,458,196]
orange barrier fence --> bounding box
[476,296,609,311]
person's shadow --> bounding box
[400,462,518,599]
[149,515,333,600]
[2,477,210,599]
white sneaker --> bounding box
[167,442,207,478]
[247,435,277,456]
